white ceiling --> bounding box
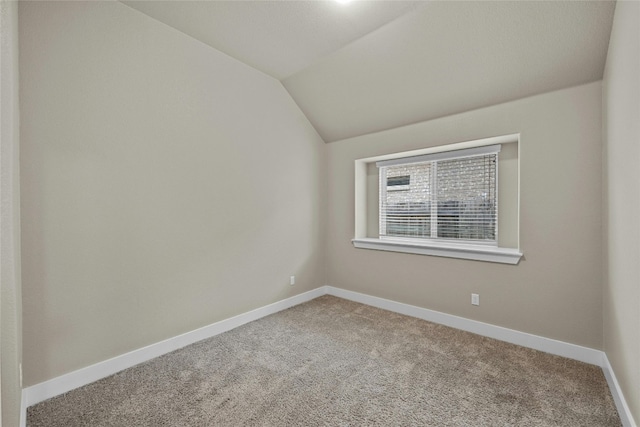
[121,0,425,80]
[122,0,616,143]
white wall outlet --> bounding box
[471,293,480,306]
[290,276,295,286]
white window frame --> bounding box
[352,134,523,265]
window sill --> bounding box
[351,238,523,265]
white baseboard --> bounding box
[20,388,27,427]
[21,285,635,427]
[326,286,603,365]
[602,354,637,427]
[22,287,326,410]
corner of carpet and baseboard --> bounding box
[601,353,637,427]
[324,286,636,426]
[21,285,636,427]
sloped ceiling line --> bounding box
[122,1,616,143]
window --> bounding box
[378,145,499,244]
[352,134,522,264]
[386,175,410,191]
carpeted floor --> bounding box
[28,295,621,426]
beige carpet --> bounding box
[28,295,621,426]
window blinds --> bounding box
[379,145,499,243]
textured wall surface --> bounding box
[603,1,640,423]
[19,1,326,386]
[327,82,603,350]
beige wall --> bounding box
[1,1,23,425]
[327,82,603,349]
[603,1,640,423]
[19,1,326,387]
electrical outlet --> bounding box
[471,293,480,306]
[290,276,295,286]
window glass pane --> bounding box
[436,155,496,241]
[380,153,497,243]
[387,175,410,187]
[380,163,431,238]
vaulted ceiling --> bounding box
[122,0,616,143]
